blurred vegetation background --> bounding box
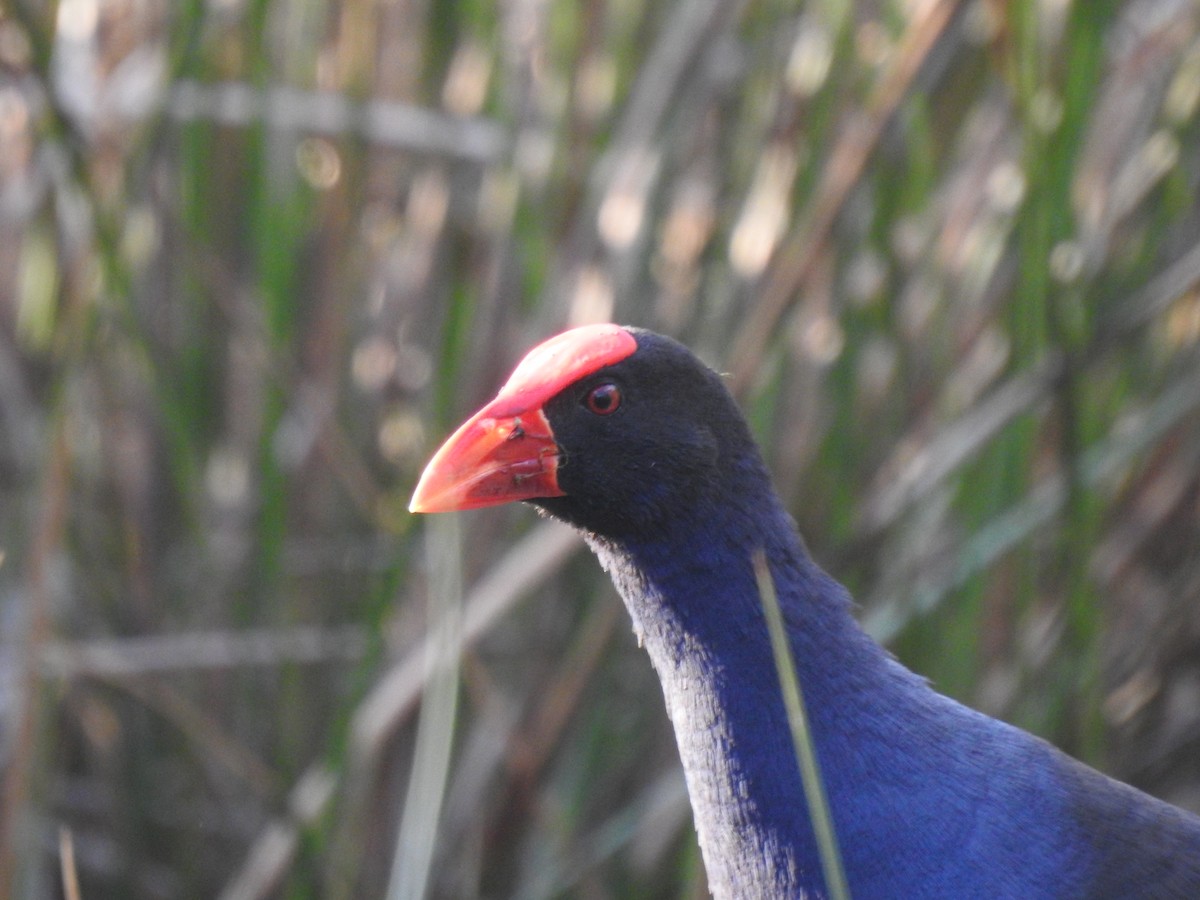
[2,0,1200,896]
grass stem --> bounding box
[754,548,850,900]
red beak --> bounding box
[409,324,638,514]
[408,401,564,513]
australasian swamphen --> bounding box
[410,324,1200,898]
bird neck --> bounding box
[586,476,944,896]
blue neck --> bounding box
[584,467,1090,897]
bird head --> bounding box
[410,325,754,538]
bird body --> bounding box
[411,325,1200,898]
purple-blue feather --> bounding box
[534,329,1200,898]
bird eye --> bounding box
[584,383,621,415]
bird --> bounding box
[409,323,1200,898]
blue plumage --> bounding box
[590,480,1200,897]
[412,326,1200,897]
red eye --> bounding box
[584,383,621,415]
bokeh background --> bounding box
[3,0,1200,896]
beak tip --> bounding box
[408,471,435,514]
[408,472,463,514]
[408,484,435,514]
